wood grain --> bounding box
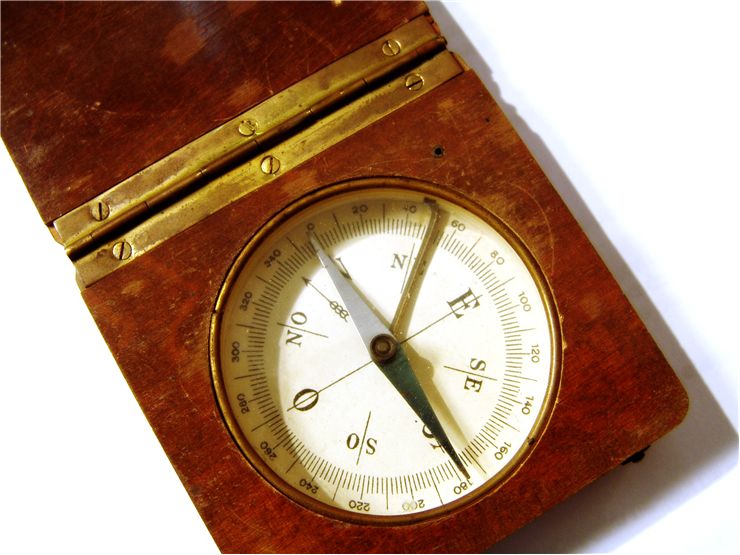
[0,0,426,223]
[79,69,688,552]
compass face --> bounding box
[211,179,560,522]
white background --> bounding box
[1,1,737,552]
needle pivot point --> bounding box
[370,334,398,363]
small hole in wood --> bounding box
[433,145,445,158]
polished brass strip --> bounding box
[74,52,464,287]
[53,16,443,257]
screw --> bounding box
[111,240,132,260]
[238,119,257,137]
[260,155,280,175]
[381,39,401,57]
[90,201,110,221]
[404,73,424,91]
[370,334,398,363]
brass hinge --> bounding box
[54,15,466,287]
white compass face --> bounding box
[212,182,559,521]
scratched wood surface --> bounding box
[79,69,688,552]
[0,0,426,223]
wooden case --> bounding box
[1,2,687,552]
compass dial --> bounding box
[212,180,560,521]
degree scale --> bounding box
[0,2,700,552]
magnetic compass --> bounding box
[212,178,560,522]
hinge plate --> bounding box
[73,50,464,287]
[53,16,445,258]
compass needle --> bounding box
[309,233,469,479]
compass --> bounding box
[211,179,560,521]
[1,2,691,552]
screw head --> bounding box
[381,39,401,57]
[260,155,281,175]
[370,334,398,363]
[404,73,424,91]
[238,119,258,137]
[90,201,110,221]
[111,240,132,260]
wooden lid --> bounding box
[1,1,426,223]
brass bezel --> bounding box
[210,176,563,526]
